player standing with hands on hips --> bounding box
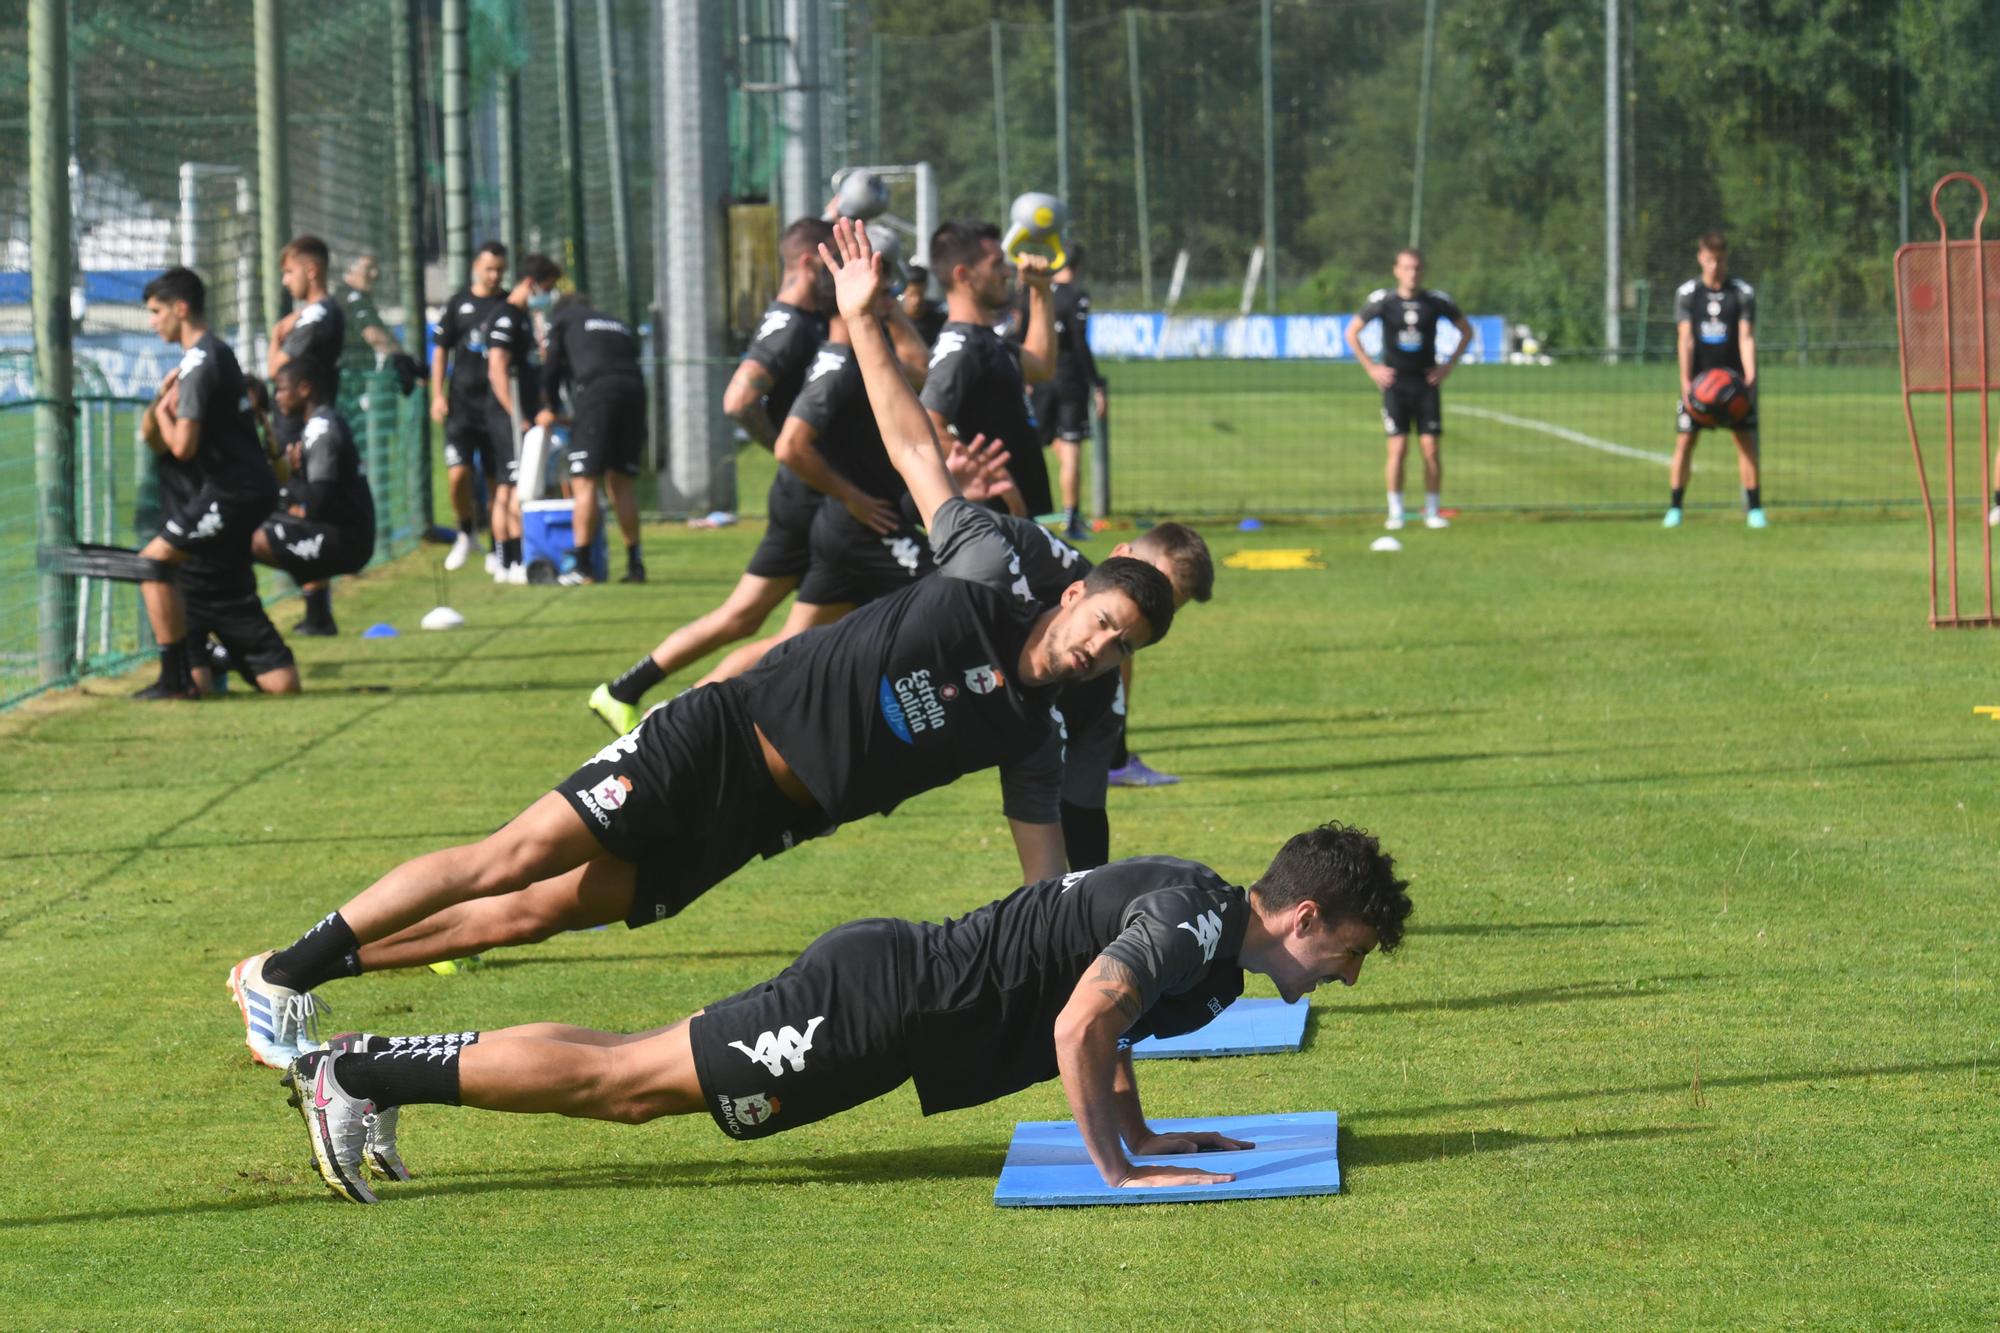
[1345,249,1471,532]
[1665,230,1763,529]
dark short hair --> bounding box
[274,357,323,398]
[1254,821,1413,952]
[1131,522,1213,604]
[143,266,206,317]
[1081,555,1175,647]
[281,234,330,272]
[781,217,835,267]
[1698,229,1728,254]
[476,240,508,262]
[1396,246,1423,265]
[904,263,930,287]
[930,219,1002,288]
[518,252,562,286]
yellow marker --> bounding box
[1975,706,2000,719]
[1223,548,1325,571]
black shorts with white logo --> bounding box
[1034,381,1091,446]
[1381,374,1443,437]
[554,680,831,927]
[796,500,934,607]
[442,405,492,472]
[1674,392,1758,436]
[690,918,917,1140]
[744,471,821,580]
[160,482,274,564]
[258,515,374,583]
[182,561,295,680]
[481,404,521,486]
[566,377,647,478]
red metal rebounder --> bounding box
[1895,172,2000,627]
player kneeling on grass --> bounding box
[280,823,1411,1204]
[251,361,376,636]
[229,220,1181,1069]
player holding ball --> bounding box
[1667,231,1764,529]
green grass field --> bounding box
[1,503,1995,1326]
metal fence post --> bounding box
[255,0,289,337]
[1410,0,1438,249]
[498,73,523,260]
[1259,0,1277,313]
[30,0,76,686]
[596,0,638,324]
[443,0,471,290]
[1603,0,1621,358]
[1053,0,1069,204]
[991,20,1010,215]
[555,0,588,290]
[390,0,434,537]
[1125,9,1151,307]
[782,0,824,228]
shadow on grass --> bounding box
[472,947,797,970]
[1353,750,2000,800]
[1136,707,1499,736]
[0,827,497,862]
[1416,920,1646,936]
[1335,973,1718,1017]
[0,1144,1006,1229]
[1182,747,1589,781]
[1343,1122,1707,1171]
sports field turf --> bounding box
[1,486,1994,1326]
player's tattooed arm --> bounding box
[723,360,779,447]
[1089,953,1144,1026]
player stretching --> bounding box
[228,219,1181,1068]
[1665,231,1763,529]
[275,824,1411,1204]
[1345,248,1471,532]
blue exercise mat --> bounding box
[1129,996,1308,1059]
[994,1111,1339,1207]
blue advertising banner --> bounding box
[1087,311,1507,363]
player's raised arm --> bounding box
[821,219,959,528]
[1053,952,1237,1189]
[1015,256,1058,384]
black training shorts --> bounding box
[1381,374,1443,438]
[442,403,492,472]
[796,500,933,607]
[554,680,830,927]
[258,515,374,583]
[1034,381,1091,446]
[182,564,295,681]
[743,470,821,580]
[565,377,647,479]
[691,918,918,1140]
[161,482,273,564]
[481,403,520,486]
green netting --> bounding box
[852,0,2000,516]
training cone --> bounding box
[1238,517,1264,532]
[420,606,466,630]
[361,622,400,639]
[1370,536,1403,553]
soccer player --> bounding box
[266,236,346,458]
[1033,245,1108,542]
[1666,231,1763,529]
[279,824,1412,1205]
[251,360,377,635]
[586,218,837,725]
[483,253,563,583]
[536,294,647,584]
[330,252,422,397]
[430,241,510,571]
[133,267,287,700]
[901,262,947,345]
[922,218,1059,519]
[1345,248,1472,531]
[228,221,1179,1067]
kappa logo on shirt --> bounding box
[884,535,922,573]
[190,503,224,541]
[285,532,326,562]
[1042,528,1083,568]
[298,301,329,327]
[1177,909,1224,964]
[303,416,330,447]
[756,309,793,344]
[807,348,845,382]
[729,1016,824,1076]
[591,726,644,767]
[962,663,1004,695]
[1058,869,1090,893]
[177,345,209,379]
[929,329,967,368]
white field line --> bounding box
[1458,404,1678,467]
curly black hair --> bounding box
[1252,821,1413,951]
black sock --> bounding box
[458,518,475,538]
[1745,487,1761,510]
[569,545,590,570]
[1670,486,1686,509]
[1060,800,1111,872]
[263,911,364,991]
[304,587,332,624]
[158,638,189,688]
[627,542,643,565]
[337,1032,478,1107]
[608,655,667,705]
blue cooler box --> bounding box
[521,498,607,581]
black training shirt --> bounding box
[1356,288,1464,375]
[741,496,1064,824]
[786,342,904,502]
[1675,276,1755,376]
[482,300,543,418]
[922,320,1050,514]
[1049,283,1104,392]
[744,300,827,503]
[989,513,1122,737]
[906,855,1249,1115]
[435,289,508,402]
[295,405,375,536]
[170,331,278,500]
[281,294,346,401]
[543,302,643,414]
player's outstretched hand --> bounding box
[1130,1129,1255,1156]
[1117,1163,1237,1188]
[819,218,885,325]
[945,432,1015,504]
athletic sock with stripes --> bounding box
[264,911,363,991]
[338,1032,478,1106]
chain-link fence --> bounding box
[848,0,2000,516]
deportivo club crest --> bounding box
[963,664,1004,695]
